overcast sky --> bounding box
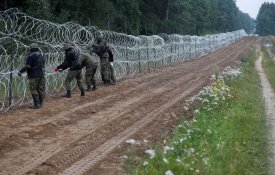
[236,0,275,19]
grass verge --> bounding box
[261,45,275,90]
[126,48,270,175]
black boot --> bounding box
[92,83,97,91]
[31,94,40,109]
[103,80,110,86]
[87,85,92,92]
[80,89,85,96]
[62,90,71,98]
[111,78,116,85]
[39,94,44,107]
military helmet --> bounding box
[63,43,73,50]
[30,43,39,49]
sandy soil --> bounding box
[0,38,255,175]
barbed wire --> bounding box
[0,8,247,112]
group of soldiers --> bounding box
[18,37,116,109]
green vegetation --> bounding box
[256,2,275,36]
[271,36,275,51]
[126,48,270,175]
[261,44,275,90]
[1,0,255,35]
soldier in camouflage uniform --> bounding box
[79,53,98,91]
[18,43,45,109]
[91,37,111,85]
[106,44,116,84]
[55,43,85,98]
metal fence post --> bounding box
[138,48,141,73]
[170,44,173,64]
[147,40,149,70]
[195,37,197,58]
[126,47,129,75]
[189,40,192,59]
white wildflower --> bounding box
[143,161,149,166]
[187,148,195,156]
[163,158,169,163]
[145,149,156,159]
[183,106,189,111]
[187,129,192,135]
[203,157,209,165]
[165,170,174,175]
[194,109,200,114]
[190,148,195,153]
[210,74,216,80]
[164,146,172,154]
[125,139,139,145]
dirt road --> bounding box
[0,38,255,175]
[257,46,275,174]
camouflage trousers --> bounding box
[100,57,110,82]
[29,77,46,96]
[109,64,116,82]
[65,70,84,90]
[85,64,98,86]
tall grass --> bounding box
[126,48,270,175]
[261,45,275,90]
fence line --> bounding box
[0,8,247,112]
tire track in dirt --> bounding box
[0,38,255,175]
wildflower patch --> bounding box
[183,66,241,117]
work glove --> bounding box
[110,62,113,66]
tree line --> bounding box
[1,0,255,36]
[256,2,275,36]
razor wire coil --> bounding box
[0,8,247,112]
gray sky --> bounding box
[236,0,275,19]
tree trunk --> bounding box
[165,0,169,21]
[4,0,8,9]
